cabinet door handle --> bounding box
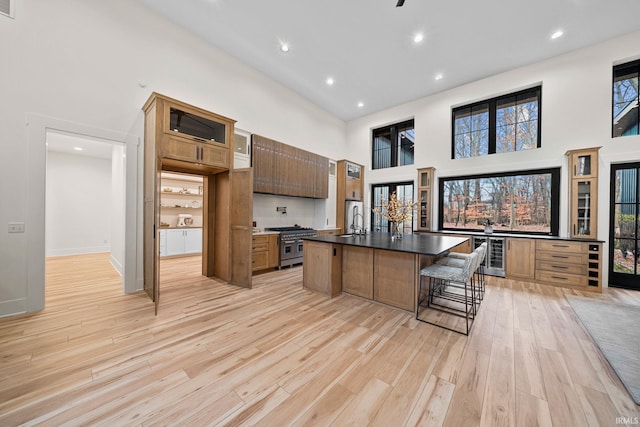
[552,276,568,280]
[552,265,568,269]
[552,244,569,248]
[195,146,199,160]
[574,164,576,176]
[552,255,569,259]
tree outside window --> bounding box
[613,61,640,138]
[452,87,541,159]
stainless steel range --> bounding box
[265,226,317,268]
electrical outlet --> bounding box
[8,222,25,233]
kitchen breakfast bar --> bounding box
[302,233,469,312]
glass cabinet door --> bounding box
[420,170,431,187]
[572,178,596,238]
[420,189,430,229]
[572,152,597,178]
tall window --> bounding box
[452,86,541,159]
[372,119,414,169]
[610,163,640,290]
[613,60,640,137]
[439,168,560,235]
[371,182,414,233]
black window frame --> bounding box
[438,167,560,236]
[451,86,542,159]
[372,119,415,170]
[371,181,415,233]
[612,60,640,138]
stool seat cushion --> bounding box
[421,251,477,282]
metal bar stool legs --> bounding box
[416,251,479,335]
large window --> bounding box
[613,60,640,138]
[452,87,541,159]
[371,182,414,233]
[372,119,414,169]
[439,168,560,235]
[609,163,640,289]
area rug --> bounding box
[565,295,640,404]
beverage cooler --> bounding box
[472,236,505,277]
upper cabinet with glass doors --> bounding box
[417,167,434,231]
[566,147,600,239]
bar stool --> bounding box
[416,251,478,335]
[437,242,487,303]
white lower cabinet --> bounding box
[160,228,202,257]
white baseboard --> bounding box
[45,246,110,257]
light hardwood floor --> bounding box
[1,253,639,426]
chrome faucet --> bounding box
[350,205,366,235]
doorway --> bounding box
[45,129,126,289]
[158,171,204,280]
[609,162,640,290]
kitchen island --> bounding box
[302,233,468,312]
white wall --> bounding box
[253,194,319,229]
[0,0,347,316]
[45,151,112,257]
[346,31,640,287]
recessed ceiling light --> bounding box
[413,33,424,44]
[73,147,83,151]
[326,77,334,86]
[357,102,364,108]
[435,73,444,81]
[551,30,564,40]
[280,43,289,53]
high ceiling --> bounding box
[138,0,640,121]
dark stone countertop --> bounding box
[415,229,604,243]
[304,232,469,257]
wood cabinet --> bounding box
[374,250,416,311]
[303,240,342,297]
[421,231,602,293]
[336,160,365,233]
[251,134,328,198]
[416,167,435,231]
[505,238,535,280]
[160,136,229,169]
[566,147,600,239]
[338,160,363,201]
[535,240,601,291]
[342,246,374,299]
[143,93,251,313]
[251,234,279,272]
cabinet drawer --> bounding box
[252,242,268,252]
[536,250,587,264]
[536,260,586,275]
[535,270,588,287]
[252,251,269,271]
[536,240,587,254]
